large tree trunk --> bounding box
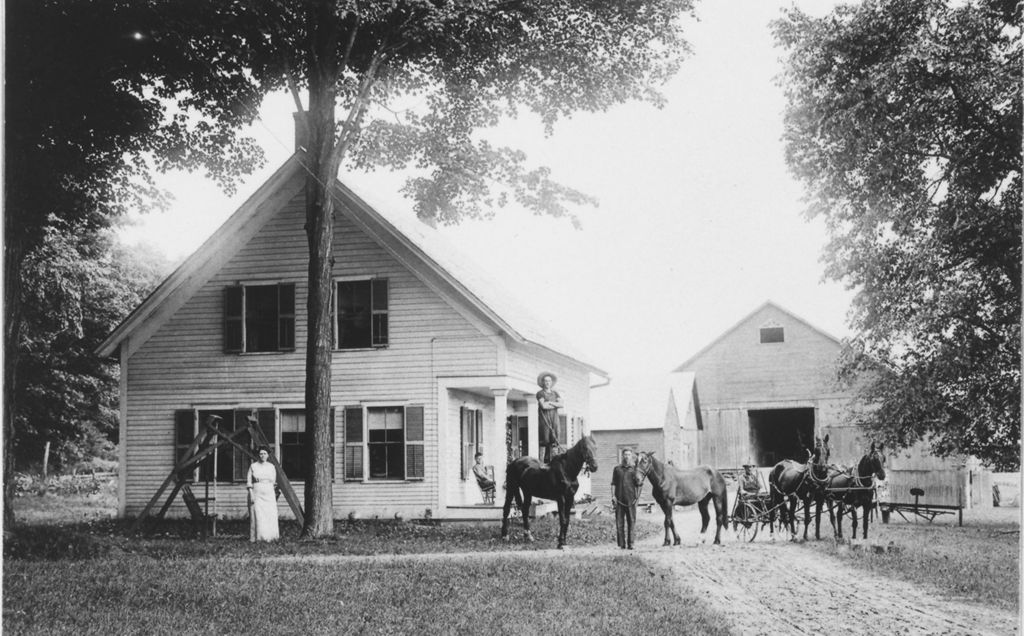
[300,3,340,538]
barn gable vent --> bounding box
[759,321,784,344]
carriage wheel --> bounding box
[735,501,759,542]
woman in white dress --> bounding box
[247,446,280,542]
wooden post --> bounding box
[42,441,50,480]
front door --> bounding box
[506,415,528,461]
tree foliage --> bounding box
[775,0,1021,469]
[16,225,170,471]
[4,0,265,522]
[138,0,695,535]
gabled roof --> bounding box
[673,300,843,372]
[590,372,702,431]
[98,153,606,376]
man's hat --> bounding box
[537,371,558,388]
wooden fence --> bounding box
[886,469,963,507]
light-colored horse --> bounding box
[635,452,729,545]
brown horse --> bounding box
[768,434,832,541]
[635,452,729,546]
[501,435,598,549]
[827,443,886,540]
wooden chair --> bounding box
[476,465,496,505]
[181,483,218,538]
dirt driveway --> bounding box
[628,509,1018,636]
[262,509,1017,635]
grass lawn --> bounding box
[4,490,733,635]
[802,505,1021,610]
[4,555,731,635]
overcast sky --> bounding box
[118,0,855,379]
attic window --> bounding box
[224,283,296,353]
[336,278,389,349]
[759,326,785,344]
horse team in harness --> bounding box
[499,424,886,549]
[733,435,889,543]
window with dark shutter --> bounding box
[759,326,784,344]
[371,279,389,347]
[175,410,196,472]
[224,287,244,352]
[344,407,364,480]
[406,406,425,480]
[278,284,295,350]
[367,406,404,479]
[337,279,389,349]
[223,284,296,353]
[276,408,335,481]
[558,414,568,448]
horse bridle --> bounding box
[635,453,653,484]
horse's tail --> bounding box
[768,464,787,509]
[709,467,729,527]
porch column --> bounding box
[525,394,539,460]
[491,389,509,470]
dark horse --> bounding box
[827,443,886,540]
[501,435,598,549]
[769,434,831,541]
[635,452,729,545]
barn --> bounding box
[97,150,607,522]
[675,301,990,509]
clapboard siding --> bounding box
[123,186,493,518]
[683,306,846,406]
[592,430,662,483]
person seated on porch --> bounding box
[739,464,762,499]
[472,452,496,493]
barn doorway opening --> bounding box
[747,408,815,467]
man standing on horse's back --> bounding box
[536,372,563,463]
[611,449,643,550]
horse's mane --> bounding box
[548,436,593,475]
[640,452,671,492]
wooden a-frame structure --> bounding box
[130,414,305,534]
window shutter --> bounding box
[330,407,336,480]
[258,408,277,458]
[330,283,337,349]
[406,405,425,480]
[344,406,363,480]
[558,414,568,447]
[277,283,296,351]
[174,410,196,479]
[224,286,244,352]
[474,410,483,452]
[460,407,471,480]
[371,278,389,347]
[233,410,249,481]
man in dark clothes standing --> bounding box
[611,448,643,549]
[536,372,563,463]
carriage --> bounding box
[730,442,887,543]
[729,470,782,542]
